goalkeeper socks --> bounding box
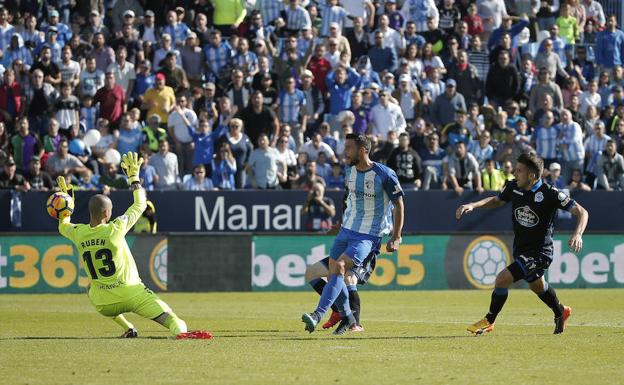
[316,274,347,317]
[112,314,135,331]
[538,283,564,317]
[486,287,508,324]
[347,285,361,324]
[309,278,339,313]
[162,313,188,336]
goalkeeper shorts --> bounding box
[94,286,172,320]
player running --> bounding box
[302,133,404,335]
[56,152,212,339]
[456,152,588,335]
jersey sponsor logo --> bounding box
[514,205,540,227]
[463,236,512,289]
[535,192,544,203]
[513,189,524,195]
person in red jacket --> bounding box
[0,69,22,130]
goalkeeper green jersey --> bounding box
[59,189,147,306]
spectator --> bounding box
[431,79,466,127]
[446,140,483,195]
[24,155,53,191]
[160,52,189,94]
[277,76,307,147]
[116,113,143,156]
[80,56,105,98]
[107,45,136,98]
[467,35,489,81]
[535,38,569,81]
[495,127,533,166]
[168,95,198,173]
[545,162,566,189]
[142,72,175,125]
[212,0,247,36]
[10,117,42,171]
[94,72,125,129]
[301,132,337,162]
[151,140,180,190]
[595,15,624,70]
[419,132,446,190]
[54,82,80,138]
[246,133,283,189]
[392,74,420,124]
[139,151,158,191]
[45,138,87,178]
[98,162,129,190]
[91,32,115,73]
[567,168,592,191]
[387,132,423,190]
[141,114,168,154]
[42,119,62,155]
[301,182,335,231]
[211,142,237,190]
[183,164,215,191]
[368,30,397,74]
[529,67,564,116]
[448,50,482,104]
[181,33,205,88]
[531,111,559,167]
[295,159,326,190]
[596,139,624,190]
[584,121,610,182]
[0,157,29,191]
[468,131,494,169]
[485,50,520,107]
[557,109,585,182]
[481,159,507,191]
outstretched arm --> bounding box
[56,176,75,240]
[456,195,505,219]
[568,203,588,253]
[117,152,147,233]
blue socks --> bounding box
[315,274,352,318]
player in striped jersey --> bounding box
[302,134,404,335]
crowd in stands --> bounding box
[0,0,623,195]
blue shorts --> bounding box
[329,227,382,267]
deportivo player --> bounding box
[456,152,588,335]
[57,152,211,339]
[302,133,404,335]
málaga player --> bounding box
[302,133,404,335]
[456,152,588,335]
[56,152,212,339]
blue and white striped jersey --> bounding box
[317,3,349,37]
[556,121,585,162]
[532,125,558,159]
[342,163,404,237]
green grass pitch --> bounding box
[1,290,622,385]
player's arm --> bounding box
[387,195,404,252]
[117,152,147,233]
[568,203,588,253]
[456,179,514,219]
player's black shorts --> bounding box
[507,253,553,283]
[319,249,379,285]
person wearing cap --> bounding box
[142,72,176,124]
[3,33,32,69]
[193,82,218,117]
[80,9,111,42]
[431,78,466,127]
[545,161,565,189]
[162,10,190,48]
[137,9,158,44]
[300,69,325,133]
[368,30,398,74]
[25,155,54,190]
[141,114,168,153]
[42,9,71,46]
[110,0,143,31]
[0,157,29,191]
[392,73,420,123]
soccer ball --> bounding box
[466,240,508,286]
[46,192,74,219]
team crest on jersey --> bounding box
[514,205,539,227]
[534,192,544,203]
[365,180,373,190]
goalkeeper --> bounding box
[57,152,211,340]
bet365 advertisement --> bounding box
[252,234,624,291]
[0,235,168,293]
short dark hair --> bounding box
[517,151,544,179]
[346,133,371,153]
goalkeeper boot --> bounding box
[322,311,342,329]
[467,318,494,336]
[554,306,572,334]
[176,330,214,340]
[120,328,138,338]
[302,312,321,333]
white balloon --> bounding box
[105,149,121,165]
[83,129,101,147]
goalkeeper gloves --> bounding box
[56,175,74,200]
[120,151,143,184]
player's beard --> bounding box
[348,153,359,166]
